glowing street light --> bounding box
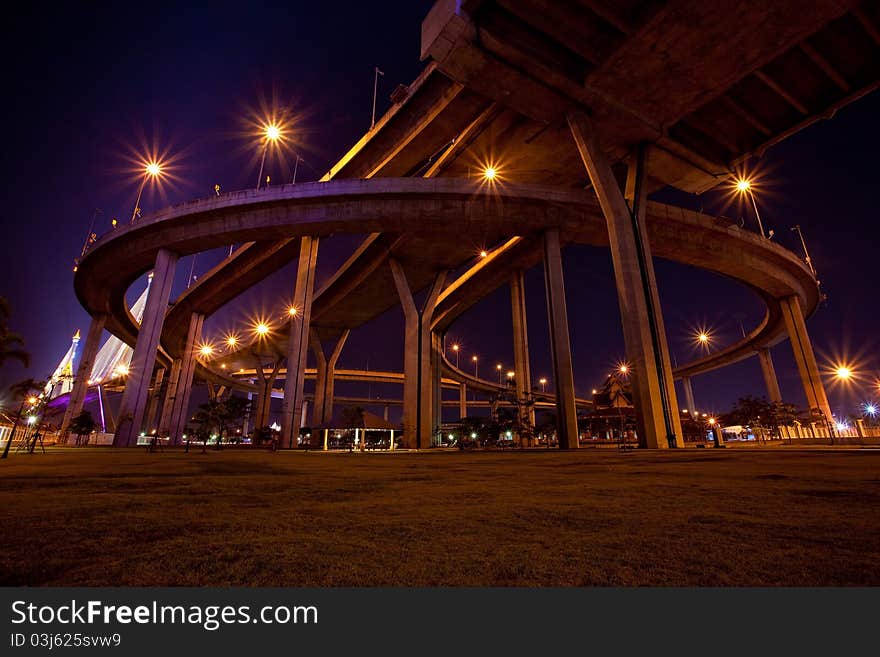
[479,249,488,258]
[226,335,239,349]
[483,167,497,181]
[864,403,877,417]
[618,364,629,375]
[735,177,766,239]
[198,344,214,358]
[539,377,547,393]
[256,122,283,189]
[835,366,852,381]
[496,363,503,384]
[287,306,299,318]
[506,371,515,386]
[472,355,478,379]
[254,322,270,337]
[130,160,163,224]
[451,343,460,368]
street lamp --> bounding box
[472,355,478,379]
[496,363,503,385]
[790,225,817,278]
[506,371,515,387]
[539,377,547,393]
[256,122,283,189]
[735,178,766,239]
[835,366,852,381]
[130,161,163,224]
[451,343,460,368]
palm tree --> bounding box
[1,378,46,459]
[0,297,29,369]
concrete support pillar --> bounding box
[542,229,579,449]
[144,367,165,434]
[114,248,178,446]
[459,382,468,420]
[158,359,182,435]
[682,376,697,417]
[310,328,349,427]
[281,236,319,449]
[300,400,309,431]
[242,391,253,437]
[567,112,682,448]
[431,331,443,444]
[390,259,447,449]
[253,358,282,434]
[61,313,106,439]
[780,295,832,424]
[757,348,783,404]
[167,312,205,445]
[511,270,535,431]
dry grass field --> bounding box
[1,447,878,586]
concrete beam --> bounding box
[280,236,319,448]
[167,313,205,444]
[60,313,106,439]
[390,259,447,449]
[780,295,832,422]
[757,348,782,403]
[542,229,579,449]
[114,248,178,446]
[567,112,682,448]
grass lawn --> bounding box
[1,447,878,586]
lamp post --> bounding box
[256,124,282,190]
[791,224,817,278]
[496,363,503,385]
[451,343,460,369]
[472,355,478,379]
[736,179,766,239]
[130,162,162,224]
[539,377,547,393]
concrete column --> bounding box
[144,367,165,434]
[567,112,683,448]
[167,312,205,444]
[682,376,697,417]
[60,313,106,439]
[390,260,447,449]
[780,295,832,424]
[459,382,467,420]
[242,391,253,436]
[757,348,783,403]
[542,229,579,449]
[511,270,535,430]
[309,329,349,426]
[158,359,182,435]
[114,248,178,446]
[300,400,309,430]
[253,359,282,434]
[431,331,443,444]
[281,236,319,449]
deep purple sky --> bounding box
[1,1,878,421]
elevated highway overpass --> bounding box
[66,0,879,449]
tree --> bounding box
[68,410,97,446]
[0,297,29,369]
[1,378,46,459]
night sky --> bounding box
[1,1,877,423]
